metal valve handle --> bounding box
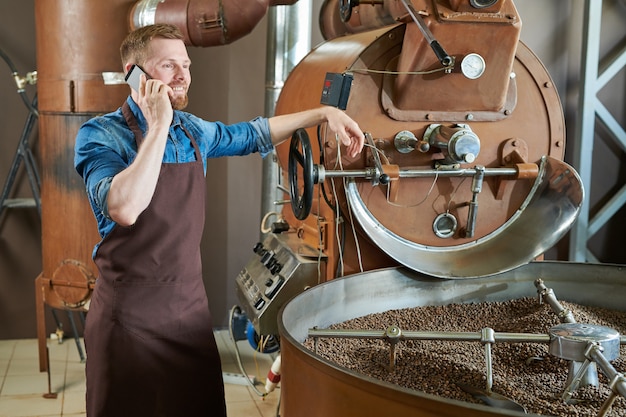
[288,128,316,220]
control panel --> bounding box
[235,233,326,336]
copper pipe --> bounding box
[130,0,298,46]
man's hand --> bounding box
[137,74,173,132]
[269,106,365,158]
[323,107,364,158]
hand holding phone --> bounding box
[125,64,174,126]
[125,64,150,91]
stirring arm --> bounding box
[399,0,454,68]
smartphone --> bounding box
[124,64,150,91]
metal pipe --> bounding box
[317,166,523,182]
[130,0,274,46]
[587,344,626,401]
[260,0,312,240]
[465,165,485,238]
[308,327,551,344]
[534,279,576,323]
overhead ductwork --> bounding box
[130,0,299,46]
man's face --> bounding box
[142,37,192,110]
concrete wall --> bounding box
[0,0,624,340]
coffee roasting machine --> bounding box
[234,0,626,416]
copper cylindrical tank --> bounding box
[34,0,135,371]
[278,262,626,417]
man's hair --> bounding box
[120,23,184,68]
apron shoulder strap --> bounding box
[122,100,145,147]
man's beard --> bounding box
[171,94,188,110]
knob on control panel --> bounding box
[253,241,284,275]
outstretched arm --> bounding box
[268,106,365,158]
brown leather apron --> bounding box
[84,102,226,417]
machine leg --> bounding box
[35,274,48,372]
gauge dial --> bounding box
[461,53,486,79]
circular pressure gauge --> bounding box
[461,53,486,79]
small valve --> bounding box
[394,130,430,154]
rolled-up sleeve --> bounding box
[249,117,273,158]
[184,114,274,159]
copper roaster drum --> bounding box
[274,19,570,279]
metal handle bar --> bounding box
[399,0,454,68]
[316,165,521,183]
[308,327,550,344]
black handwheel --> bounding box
[339,0,356,22]
[288,128,315,220]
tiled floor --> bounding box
[0,330,281,417]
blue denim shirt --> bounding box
[75,97,273,255]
